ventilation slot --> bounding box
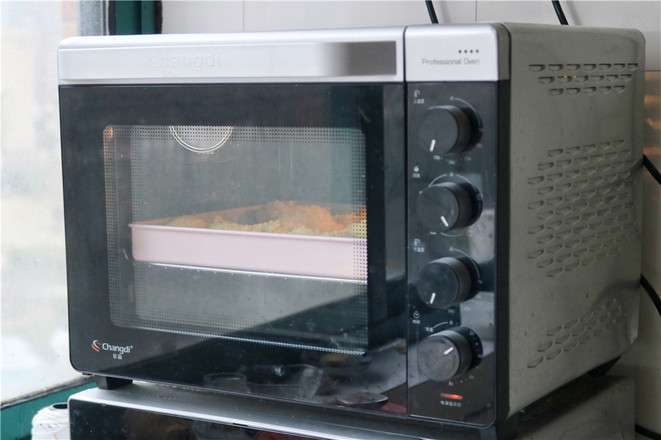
[529,63,636,96]
[527,299,625,368]
[526,140,637,278]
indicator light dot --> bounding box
[440,393,464,401]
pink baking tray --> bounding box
[129,208,367,280]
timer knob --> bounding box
[417,181,481,233]
[417,105,481,155]
[415,257,479,308]
[417,327,483,382]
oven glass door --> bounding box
[60,83,405,405]
[109,123,368,351]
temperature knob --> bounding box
[417,181,481,233]
[415,257,479,308]
[417,105,481,155]
[417,327,483,382]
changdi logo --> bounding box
[91,340,134,360]
[149,51,222,71]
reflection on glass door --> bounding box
[104,125,369,353]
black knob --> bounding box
[417,105,480,155]
[417,327,483,382]
[418,181,481,233]
[415,257,478,308]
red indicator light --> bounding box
[440,393,463,401]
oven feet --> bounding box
[95,376,133,390]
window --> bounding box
[1,0,81,403]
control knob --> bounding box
[417,105,482,155]
[415,256,479,308]
[417,181,481,233]
[418,326,483,382]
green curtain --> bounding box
[109,0,162,35]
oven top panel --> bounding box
[58,27,405,84]
[57,24,509,85]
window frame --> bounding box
[0,2,161,437]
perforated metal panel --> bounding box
[525,139,638,277]
[506,23,645,415]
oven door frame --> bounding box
[59,82,406,392]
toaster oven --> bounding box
[58,23,644,434]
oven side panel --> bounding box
[506,24,645,414]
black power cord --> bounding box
[425,0,439,24]
[641,275,661,318]
[637,424,661,440]
[644,154,661,185]
[551,0,569,25]
[640,156,661,320]
[638,155,661,440]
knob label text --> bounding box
[440,400,463,408]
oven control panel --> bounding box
[407,82,499,425]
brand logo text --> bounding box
[91,340,134,360]
[150,52,222,71]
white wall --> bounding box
[161,0,661,434]
[162,0,660,69]
[477,1,660,69]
